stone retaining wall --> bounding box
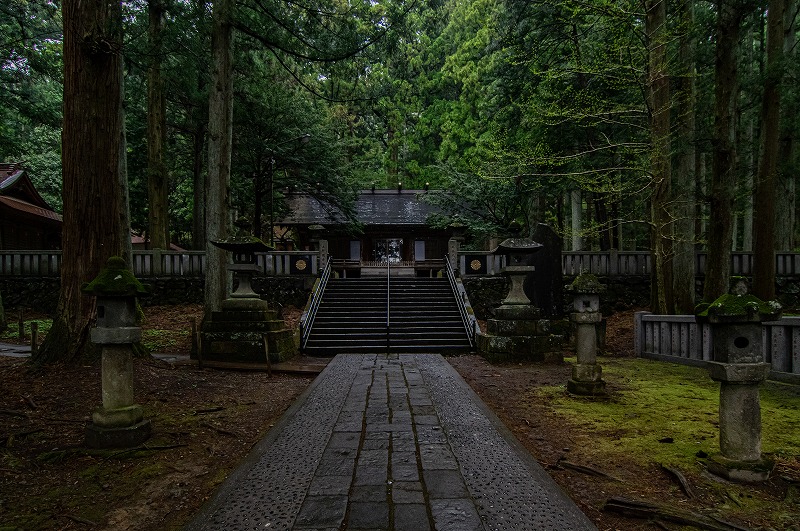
[0,276,313,314]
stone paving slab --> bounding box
[186,354,596,530]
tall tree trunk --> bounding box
[35,0,128,364]
[191,0,208,251]
[571,189,583,251]
[147,0,169,249]
[647,0,673,314]
[673,0,697,314]
[742,120,754,251]
[705,2,747,301]
[205,0,234,316]
[752,0,785,300]
[777,0,797,250]
[192,121,207,249]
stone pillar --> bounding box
[448,238,460,272]
[699,286,781,482]
[567,273,606,395]
[319,239,329,270]
[83,257,152,449]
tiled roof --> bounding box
[0,195,62,222]
[282,190,442,226]
[0,163,25,189]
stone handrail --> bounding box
[634,311,800,384]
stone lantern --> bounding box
[199,238,297,366]
[567,273,605,395]
[698,282,781,482]
[82,257,151,448]
[494,226,543,308]
[477,224,560,363]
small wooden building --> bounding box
[279,189,457,276]
[0,163,62,249]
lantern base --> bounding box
[706,453,774,483]
[567,378,606,396]
[85,419,151,449]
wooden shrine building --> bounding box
[279,189,459,276]
[0,163,62,249]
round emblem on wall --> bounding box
[295,259,307,271]
[470,259,482,271]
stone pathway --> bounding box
[186,354,595,530]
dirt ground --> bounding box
[1,306,798,530]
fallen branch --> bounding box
[2,429,43,447]
[201,422,239,438]
[62,513,99,526]
[661,464,696,499]
[21,395,37,409]
[194,406,225,415]
[557,458,621,481]
[0,409,30,418]
[603,497,749,531]
[106,443,188,460]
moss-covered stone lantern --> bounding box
[477,223,560,363]
[566,273,605,395]
[82,257,151,448]
[696,280,781,482]
[200,238,297,366]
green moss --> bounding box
[539,358,800,469]
[696,293,782,321]
[81,256,149,297]
[568,273,604,293]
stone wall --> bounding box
[463,275,653,321]
[0,276,314,314]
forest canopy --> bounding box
[2,0,798,283]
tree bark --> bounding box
[776,0,796,250]
[752,0,785,300]
[647,0,673,314]
[673,0,697,314]
[571,190,582,251]
[35,0,128,364]
[147,0,169,249]
[705,2,747,301]
[205,0,234,316]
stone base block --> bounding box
[92,404,144,428]
[221,297,270,312]
[487,318,551,336]
[85,419,151,449]
[567,378,606,396]
[210,309,279,323]
[495,305,542,321]
[203,319,286,334]
[572,363,602,382]
[477,333,562,364]
[198,328,297,364]
[706,453,774,483]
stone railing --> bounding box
[634,311,800,384]
[2,249,800,279]
[563,250,800,277]
[0,250,319,277]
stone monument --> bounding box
[525,223,563,318]
[83,257,151,448]
[477,224,562,363]
[198,238,296,366]
[697,280,781,482]
[566,273,606,395]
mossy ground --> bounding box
[452,352,800,529]
[539,357,800,468]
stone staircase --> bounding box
[303,277,472,355]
